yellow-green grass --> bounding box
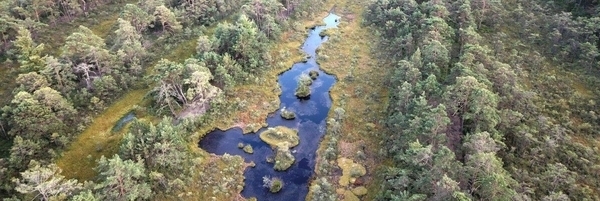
[56,89,146,180]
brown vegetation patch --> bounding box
[339,141,357,157]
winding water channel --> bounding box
[199,13,340,200]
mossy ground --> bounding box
[309,0,390,200]
[336,157,366,187]
[56,89,147,180]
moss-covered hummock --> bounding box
[280,108,296,120]
[259,126,299,148]
[351,186,368,196]
[273,143,295,171]
[295,84,311,98]
[295,74,313,98]
[309,70,319,80]
[299,74,313,86]
[343,190,360,201]
[337,157,366,186]
[270,178,284,193]
[243,144,254,154]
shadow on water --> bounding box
[199,13,341,200]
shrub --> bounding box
[295,74,312,98]
[262,176,284,193]
[273,145,295,171]
[280,108,296,120]
[243,144,254,154]
[309,70,319,80]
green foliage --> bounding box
[154,5,181,33]
[114,18,146,75]
[149,58,222,116]
[13,27,45,72]
[295,74,312,98]
[178,0,243,25]
[120,4,154,33]
[308,178,335,201]
[211,15,269,75]
[120,118,190,175]
[94,155,152,201]
[241,0,286,39]
[3,86,76,166]
[13,161,82,200]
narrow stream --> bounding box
[199,13,340,200]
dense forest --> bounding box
[368,0,600,200]
[0,0,599,200]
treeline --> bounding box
[0,0,327,200]
[367,0,600,200]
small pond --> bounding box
[199,13,341,200]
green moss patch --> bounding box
[351,186,368,196]
[259,126,299,148]
[337,157,366,186]
[343,190,360,201]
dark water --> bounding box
[111,112,136,132]
[199,13,341,201]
